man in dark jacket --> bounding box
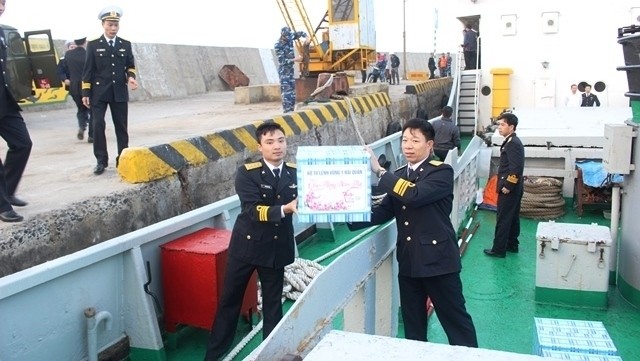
[390,53,400,85]
[428,54,436,79]
[432,106,461,160]
[0,0,33,222]
[349,119,477,347]
[63,38,91,142]
[462,23,478,70]
[82,6,137,175]
[484,112,525,258]
[204,122,298,361]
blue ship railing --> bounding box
[0,111,486,361]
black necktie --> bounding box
[273,168,280,182]
[407,167,415,179]
[108,40,114,47]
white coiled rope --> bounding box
[282,258,325,301]
[256,258,325,311]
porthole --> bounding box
[594,81,606,92]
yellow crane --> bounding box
[276,0,377,76]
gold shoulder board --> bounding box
[286,162,297,168]
[429,160,443,166]
[244,162,262,170]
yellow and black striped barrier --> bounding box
[118,92,391,183]
[405,77,450,95]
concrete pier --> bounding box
[0,42,452,276]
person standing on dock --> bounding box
[275,26,308,113]
[484,112,525,258]
[0,0,33,222]
[204,122,298,361]
[390,52,400,85]
[428,53,437,79]
[62,37,92,142]
[349,119,478,347]
[82,6,137,175]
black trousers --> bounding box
[492,185,523,253]
[0,110,32,212]
[70,92,91,136]
[91,100,128,166]
[399,272,477,347]
[204,255,285,361]
[464,51,477,70]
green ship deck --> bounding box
[164,202,640,360]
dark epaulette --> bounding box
[244,162,262,171]
[429,160,444,166]
[394,164,408,173]
[285,162,296,168]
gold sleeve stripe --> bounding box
[127,68,137,74]
[392,179,415,197]
[507,175,519,184]
[256,205,270,222]
[82,82,91,90]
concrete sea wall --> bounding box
[2,42,451,276]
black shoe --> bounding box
[8,196,28,207]
[483,249,506,258]
[0,210,24,222]
[77,128,84,140]
[506,246,519,253]
[87,137,94,143]
[93,163,106,175]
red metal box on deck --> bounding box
[161,228,257,332]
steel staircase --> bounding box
[457,70,480,135]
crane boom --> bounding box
[275,0,377,76]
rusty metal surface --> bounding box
[312,73,350,101]
[296,73,351,102]
[295,77,318,101]
[218,64,250,90]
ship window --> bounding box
[332,0,355,22]
[481,86,491,96]
[578,81,589,92]
[594,81,606,92]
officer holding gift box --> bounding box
[204,122,298,361]
[349,118,477,347]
